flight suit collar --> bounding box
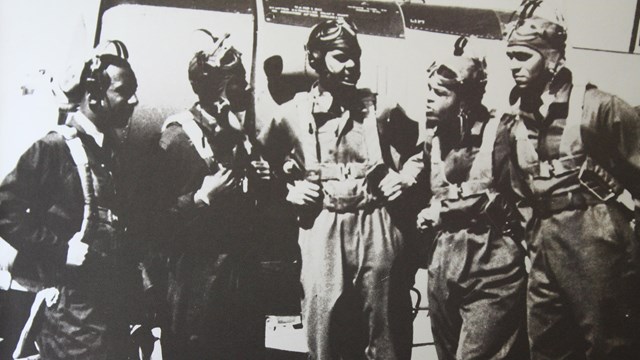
[192,103,219,135]
[307,82,349,138]
[309,83,330,112]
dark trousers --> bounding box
[163,251,264,360]
[0,290,36,359]
[528,203,640,359]
[299,208,413,360]
[428,226,529,360]
[38,286,130,360]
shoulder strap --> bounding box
[478,116,500,156]
[56,125,88,168]
[559,84,586,156]
[467,115,500,181]
[569,84,586,118]
[364,102,383,165]
[163,112,217,172]
[294,92,320,168]
[52,125,93,240]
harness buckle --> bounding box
[447,184,460,200]
[539,161,552,178]
[341,164,351,180]
[578,162,616,202]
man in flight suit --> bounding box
[417,37,529,360]
[155,30,267,359]
[260,18,424,360]
[497,1,640,358]
[0,40,140,359]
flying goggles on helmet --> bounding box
[505,0,568,69]
[427,36,487,97]
[306,17,361,67]
[188,30,250,112]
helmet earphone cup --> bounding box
[305,48,321,72]
[85,56,104,106]
[83,40,130,107]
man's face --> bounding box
[425,75,459,128]
[224,64,251,112]
[199,63,251,113]
[506,45,546,89]
[102,65,138,129]
[321,48,361,89]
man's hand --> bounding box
[250,160,271,181]
[378,170,414,202]
[66,231,89,266]
[286,180,322,207]
[417,202,442,231]
[194,168,239,205]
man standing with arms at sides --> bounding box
[0,40,140,359]
[497,1,640,358]
[260,18,425,360]
[416,37,529,360]
[155,30,268,359]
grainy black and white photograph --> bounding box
[1,0,639,359]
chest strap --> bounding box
[524,154,584,179]
[316,163,369,181]
[322,192,379,213]
[432,180,492,202]
[533,190,603,217]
